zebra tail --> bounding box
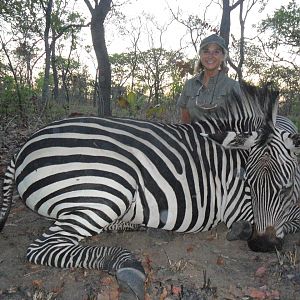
[0,156,16,231]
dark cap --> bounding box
[199,34,227,52]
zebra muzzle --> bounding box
[247,226,283,252]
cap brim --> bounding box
[200,42,227,51]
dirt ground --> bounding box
[0,200,300,300]
[1,125,300,300]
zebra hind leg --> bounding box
[27,223,146,300]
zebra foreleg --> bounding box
[26,225,146,300]
[103,220,145,232]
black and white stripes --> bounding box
[14,117,253,234]
[1,84,300,299]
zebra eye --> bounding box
[281,182,293,196]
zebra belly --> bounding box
[15,155,137,221]
[124,181,224,233]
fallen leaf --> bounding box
[145,293,152,300]
[32,279,43,288]
[216,255,225,266]
[255,266,267,278]
[159,287,168,300]
[145,269,154,289]
[206,234,217,241]
[52,286,64,295]
[100,276,113,285]
[171,285,182,296]
[186,245,194,253]
[248,288,266,299]
[143,254,153,272]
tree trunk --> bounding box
[41,0,53,110]
[220,0,231,48]
[51,37,59,101]
[220,0,245,81]
[84,0,112,117]
[1,39,25,123]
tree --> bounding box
[220,0,243,79]
[0,39,25,121]
[84,0,112,117]
[137,48,184,105]
[110,52,140,90]
[0,0,88,119]
[169,5,217,56]
[40,0,87,111]
[258,0,299,67]
[41,0,53,110]
[170,0,267,81]
[0,0,43,121]
[110,47,186,120]
[220,0,269,81]
[48,3,87,103]
[254,0,300,116]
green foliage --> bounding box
[1,0,299,125]
[127,91,137,107]
[0,75,16,114]
[259,0,300,48]
[35,71,54,94]
[56,55,80,71]
[1,0,43,36]
[109,48,189,121]
[241,0,300,117]
[0,74,37,120]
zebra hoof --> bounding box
[116,267,146,300]
[226,220,253,241]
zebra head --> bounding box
[205,86,300,252]
[245,123,300,252]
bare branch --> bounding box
[54,22,91,41]
[230,0,244,11]
[84,0,94,13]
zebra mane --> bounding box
[254,83,279,146]
[192,82,279,133]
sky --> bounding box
[109,0,287,50]
[78,0,294,71]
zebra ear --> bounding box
[284,133,300,154]
[202,131,258,150]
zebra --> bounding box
[1,84,300,300]
[276,115,298,134]
[227,113,300,242]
